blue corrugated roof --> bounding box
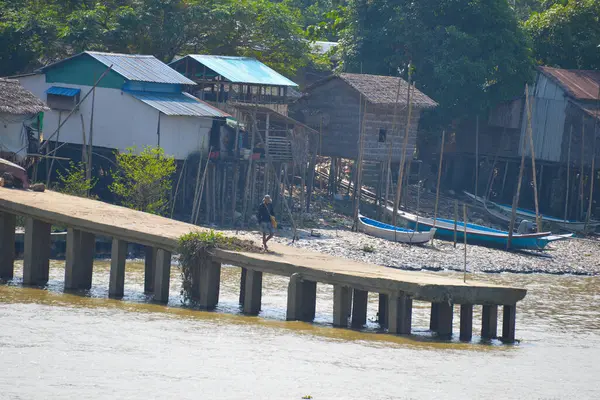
[46,86,81,96]
[40,51,196,85]
[175,55,298,87]
[128,91,230,118]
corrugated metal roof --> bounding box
[538,66,600,101]
[176,55,297,87]
[40,51,196,85]
[87,52,196,85]
[46,86,81,97]
[129,91,230,118]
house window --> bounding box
[379,128,387,143]
[46,86,81,111]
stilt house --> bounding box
[446,66,600,219]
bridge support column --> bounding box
[432,302,453,337]
[23,218,51,286]
[64,228,95,290]
[481,305,498,339]
[286,273,316,322]
[144,246,156,293]
[430,303,439,331]
[109,239,127,298]
[333,285,352,327]
[459,304,473,341]
[239,268,247,305]
[153,249,171,304]
[200,260,221,310]
[243,269,262,315]
[378,294,388,328]
[388,293,412,334]
[351,289,368,328]
[502,305,516,343]
[0,212,16,280]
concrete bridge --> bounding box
[0,188,526,342]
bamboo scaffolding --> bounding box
[474,115,479,204]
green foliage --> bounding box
[109,146,176,215]
[56,161,97,198]
[177,230,261,304]
[525,0,600,70]
[0,0,314,77]
[362,244,375,253]
[340,0,534,126]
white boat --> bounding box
[358,214,435,244]
[464,191,600,234]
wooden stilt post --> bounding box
[564,126,573,222]
[453,200,458,248]
[433,130,446,238]
[474,115,479,203]
[585,87,600,231]
[579,114,586,220]
[508,88,530,249]
[392,79,415,226]
[525,84,541,232]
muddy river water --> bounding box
[0,260,599,399]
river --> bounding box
[1,260,598,399]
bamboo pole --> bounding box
[474,115,479,204]
[453,200,458,248]
[579,114,585,219]
[463,204,468,283]
[525,84,541,232]
[564,126,573,222]
[433,130,446,226]
[79,114,88,168]
[171,155,188,218]
[507,125,528,249]
[353,97,368,231]
[585,87,600,232]
[384,70,406,214]
[46,112,62,187]
[193,147,212,225]
[190,145,204,224]
[242,111,257,223]
[392,81,415,226]
[40,64,113,151]
[86,84,96,183]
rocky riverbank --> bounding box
[221,208,600,276]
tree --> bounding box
[525,0,600,70]
[340,0,533,126]
[109,146,176,215]
[56,161,97,198]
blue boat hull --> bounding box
[405,219,550,250]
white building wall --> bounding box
[0,113,32,161]
[18,74,211,160]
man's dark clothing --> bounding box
[257,203,274,223]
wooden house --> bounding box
[292,73,437,164]
[446,66,600,219]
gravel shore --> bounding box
[221,210,600,276]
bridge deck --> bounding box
[0,188,526,305]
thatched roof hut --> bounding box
[0,78,49,115]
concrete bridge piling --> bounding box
[0,189,526,344]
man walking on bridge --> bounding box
[257,194,276,251]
